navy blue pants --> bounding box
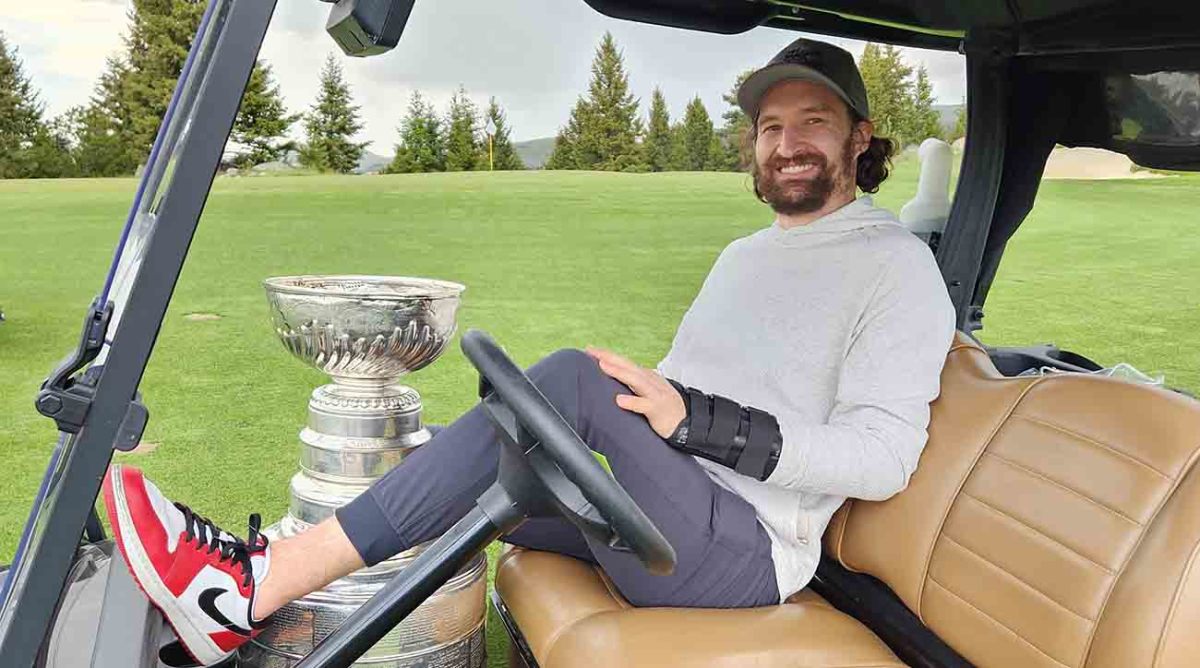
[336,349,778,608]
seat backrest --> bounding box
[825,333,1200,668]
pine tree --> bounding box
[858,43,913,146]
[0,33,50,178]
[545,132,576,169]
[704,134,727,172]
[21,119,77,178]
[546,99,590,170]
[677,96,715,171]
[717,69,754,171]
[73,58,137,176]
[119,0,207,169]
[667,122,688,171]
[386,91,444,174]
[719,70,753,139]
[644,88,672,172]
[229,61,299,169]
[476,97,524,171]
[547,32,642,171]
[906,66,943,143]
[950,101,967,142]
[299,54,369,173]
[64,1,204,175]
[444,86,479,172]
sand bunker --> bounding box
[1042,146,1164,180]
[120,441,160,455]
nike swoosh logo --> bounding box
[198,587,253,636]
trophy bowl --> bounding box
[264,275,465,381]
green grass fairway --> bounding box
[2,166,1198,664]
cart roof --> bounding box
[588,1,1200,172]
[582,0,1200,54]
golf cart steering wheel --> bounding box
[460,330,676,576]
[295,331,676,668]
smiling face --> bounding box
[752,79,872,221]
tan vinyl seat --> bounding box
[495,548,905,667]
[494,333,1200,667]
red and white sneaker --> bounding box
[103,464,272,666]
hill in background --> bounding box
[356,150,392,174]
[512,137,556,169]
[933,104,964,137]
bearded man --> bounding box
[102,38,954,666]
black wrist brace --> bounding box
[665,380,782,481]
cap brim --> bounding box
[737,64,857,120]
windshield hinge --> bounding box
[35,297,111,434]
[35,299,150,448]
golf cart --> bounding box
[490,3,1200,668]
[2,1,1199,668]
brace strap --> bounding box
[666,380,782,481]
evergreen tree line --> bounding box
[0,0,212,179]
[546,33,956,173]
[0,1,308,179]
[1,8,955,180]
[547,33,750,173]
[384,87,524,174]
[0,2,523,179]
[858,43,951,148]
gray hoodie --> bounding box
[658,195,956,600]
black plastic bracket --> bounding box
[113,397,150,452]
[33,298,149,449]
[34,298,111,434]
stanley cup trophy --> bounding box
[239,275,486,668]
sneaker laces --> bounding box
[175,503,269,589]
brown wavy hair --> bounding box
[741,110,896,197]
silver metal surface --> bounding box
[299,429,414,482]
[236,556,486,668]
[306,384,426,439]
[241,275,483,668]
[264,275,464,381]
[287,473,369,525]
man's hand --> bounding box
[585,347,686,439]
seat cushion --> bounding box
[495,548,905,667]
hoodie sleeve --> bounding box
[764,239,956,500]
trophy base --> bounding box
[238,524,488,668]
[236,626,486,668]
[236,625,486,668]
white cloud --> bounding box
[2,0,128,113]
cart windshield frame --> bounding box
[0,3,276,665]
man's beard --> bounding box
[755,138,855,215]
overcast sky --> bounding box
[2,0,966,152]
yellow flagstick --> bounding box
[485,116,496,171]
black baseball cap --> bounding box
[737,38,870,121]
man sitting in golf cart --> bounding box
[102,38,954,666]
